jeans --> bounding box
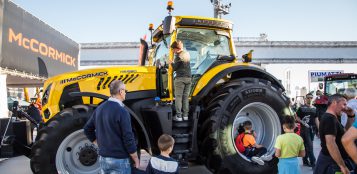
[310,126,316,141]
[301,127,316,165]
[244,147,267,157]
[174,77,192,117]
[99,156,131,174]
[314,152,356,174]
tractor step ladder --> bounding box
[172,119,191,168]
[171,106,200,168]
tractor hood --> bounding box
[41,65,157,121]
[44,65,157,92]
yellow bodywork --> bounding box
[192,62,260,96]
[42,66,156,122]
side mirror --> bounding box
[163,16,176,35]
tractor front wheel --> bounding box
[30,105,100,174]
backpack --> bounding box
[235,133,246,153]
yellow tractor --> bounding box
[30,3,291,174]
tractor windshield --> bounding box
[176,28,231,75]
[325,78,357,95]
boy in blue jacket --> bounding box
[146,134,179,174]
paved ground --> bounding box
[0,137,321,174]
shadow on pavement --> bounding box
[0,137,321,174]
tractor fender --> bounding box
[68,91,152,151]
[192,63,285,103]
[125,106,152,153]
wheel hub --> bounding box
[56,130,100,174]
[232,102,281,161]
[78,145,98,166]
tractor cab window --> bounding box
[153,36,171,68]
[153,36,171,98]
[176,28,231,75]
[325,78,357,95]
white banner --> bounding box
[309,70,344,82]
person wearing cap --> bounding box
[169,40,191,122]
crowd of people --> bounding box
[81,81,357,174]
[82,79,357,174]
[236,90,357,174]
[288,90,357,174]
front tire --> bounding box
[199,78,291,174]
[30,105,99,174]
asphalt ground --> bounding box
[0,137,321,174]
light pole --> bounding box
[211,0,231,18]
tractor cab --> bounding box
[148,17,235,100]
[315,73,357,120]
[324,73,357,96]
[139,3,236,101]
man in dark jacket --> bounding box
[169,40,191,121]
[84,80,139,174]
[296,93,318,168]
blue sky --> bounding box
[11,0,357,43]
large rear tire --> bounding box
[30,105,99,174]
[199,78,291,174]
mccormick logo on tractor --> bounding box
[8,28,77,67]
[60,72,108,84]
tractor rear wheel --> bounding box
[199,78,291,174]
[30,105,100,174]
